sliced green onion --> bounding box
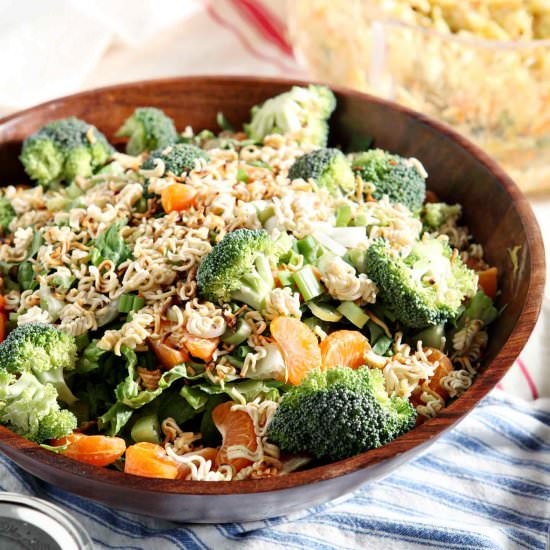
[292,266,323,301]
[353,212,369,227]
[347,248,368,274]
[258,205,275,224]
[119,293,145,313]
[296,235,320,264]
[118,294,133,313]
[236,167,249,183]
[226,355,244,368]
[312,231,346,257]
[277,270,294,287]
[337,301,369,328]
[233,344,253,361]
[247,159,273,171]
[307,301,343,322]
[367,320,383,343]
[131,412,161,444]
[372,335,393,355]
[135,197,148,213]
[284,250,303,270]
[335,204,353,227]
[222,318,252,345]
[133,296,145,310]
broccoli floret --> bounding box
[459,290,498,327]
[267,366,416,461]
[197,229,275,311]
[366,236,478,329]
[244,85,336,146]
[141,143,209,177]
[0,197,15,234]
[288,148,355,195]
[20,117,114,187]
[423,202,462,229]
[37,409,78,442]
[0,371,77,442]
[351,149,426,211]
[0,323,78,405]
[116,107,178,155]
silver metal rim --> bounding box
[0,492,93,549]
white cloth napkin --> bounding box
[0,0,201,111]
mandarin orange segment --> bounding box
[270,316,322,385]
[161,183,197,213]
[59,433,126,467]
[477,267,498,300]
[149,339,189,369]
[0,312,6,343]
[182,331,219,362]
[320,330,371,370]
[124,442,179,479]
[212,402,257,473]
[425,348,453,401]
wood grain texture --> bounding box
[0,76,544,517]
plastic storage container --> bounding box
[288,0,550,193]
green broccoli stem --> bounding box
[231,255,274,311]
[33,368,78,407]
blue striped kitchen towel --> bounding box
[0,389,548,550]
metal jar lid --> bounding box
[0,493,93,550]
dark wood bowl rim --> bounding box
[0,75,545,496]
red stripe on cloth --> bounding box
[516,357,539,399]
[496,383,504,390]
[229,0,294,57]
[204,1,295,73]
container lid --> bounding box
[0,493,93,550]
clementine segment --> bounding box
[149,338,189,369]
[477,267,498,300]
[270,316,322,385]
[161,183,197,213]
[57,433,126,467]
[124,442,179,479]
[212,402,257,473]
[425,348,453,401]
[182,331,219,362]
[320,330,371,370]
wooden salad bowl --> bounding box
[0,76,545,523]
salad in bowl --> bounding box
[0,85,499,481]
